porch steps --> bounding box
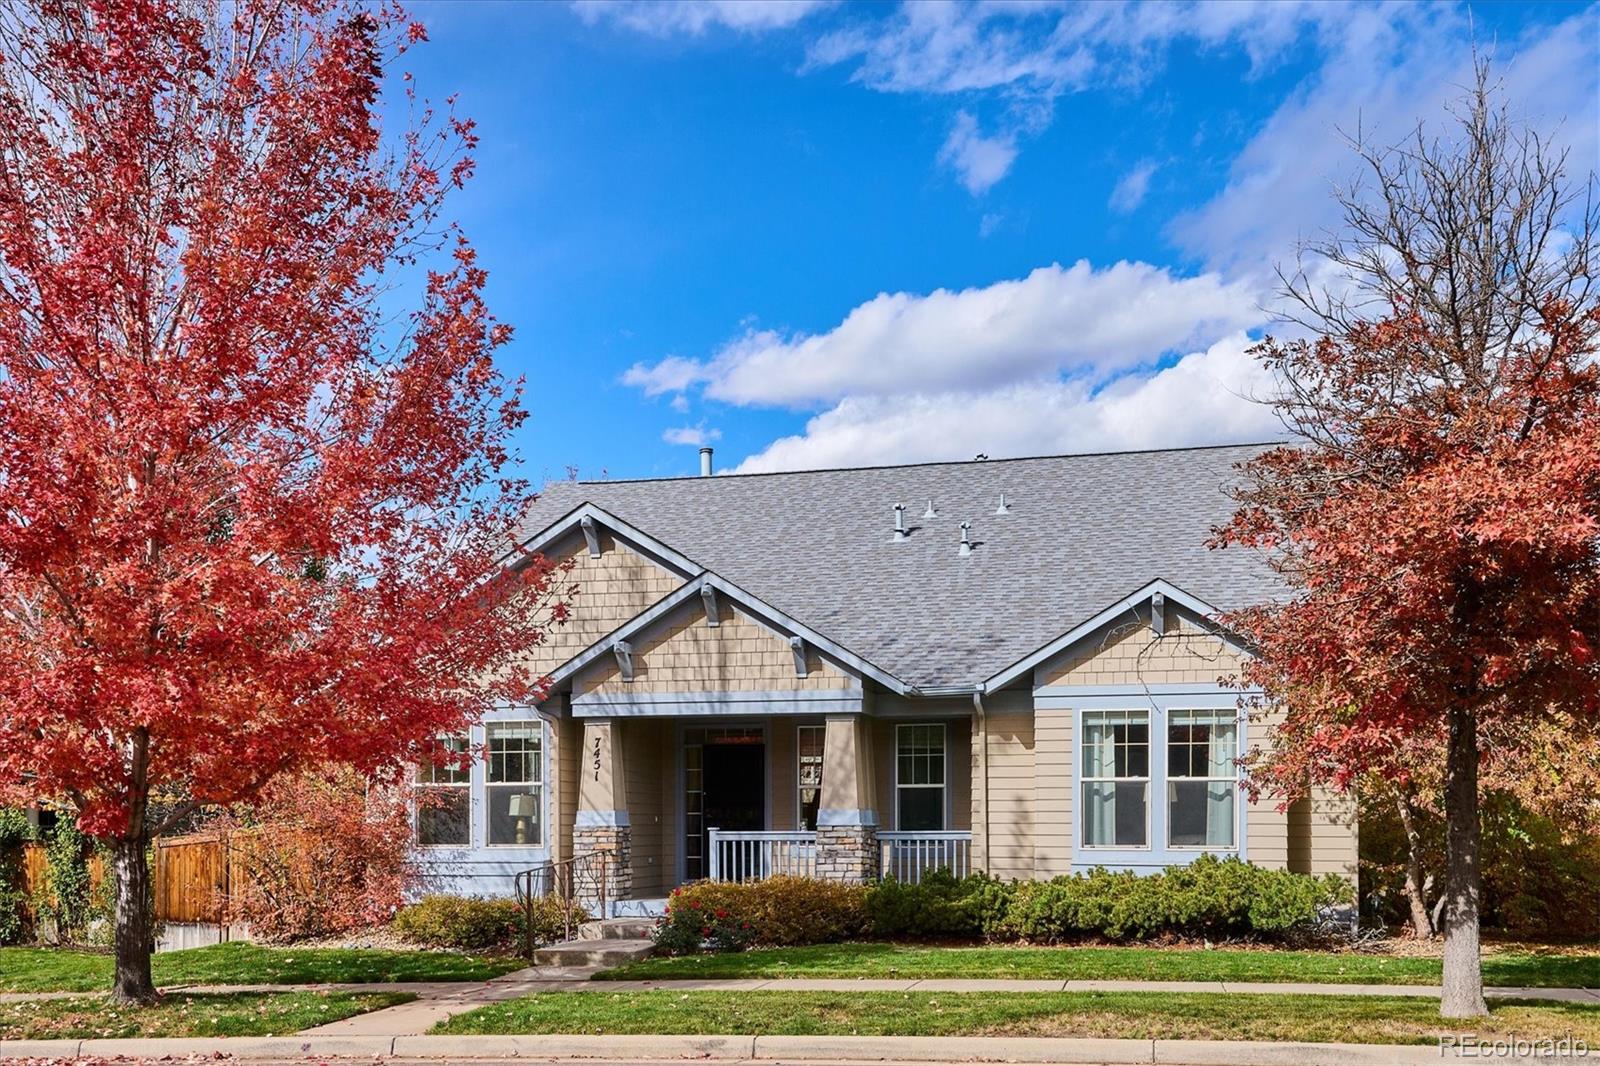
[531,936,654,969]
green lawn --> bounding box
[0,942,527,994]
[434,989,1600,1046]
[0,990,413,1039]
[600,942,1600,988]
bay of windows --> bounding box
[1080,707,1240,852]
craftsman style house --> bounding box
[415,444,1356,913]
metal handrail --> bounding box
[513,849,612,957]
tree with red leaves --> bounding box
[0,0,564,1001]
[1217,68,1600,1018]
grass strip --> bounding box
[0,941,526,993]
[434,989,1600,1046]
[599,942,1600,988]
[0,989,413,1040]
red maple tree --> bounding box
[1217,72,1600,1017]
[0,0,563,1000]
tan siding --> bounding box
[1039,606,1247,688]
[1245,711,1290,869]
[1303,786,1358,885]
[1033,710,1073,877]
[622,719,668,896]
[972,712,1035,880]
[872,718,895,824]
[523,532,685,676]
[575,601,857,695]
[947,721,973,832]
[769,720,798,831]
[556,716,580,865]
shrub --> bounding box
[394,895,521,950]
[524,894,591,947]
[1003,855,1351,943]
[865,869,1014,939]
[653,876,869,954]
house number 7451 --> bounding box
[593,735,602,781]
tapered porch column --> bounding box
[574,718,632,905]
[816,715,878,883]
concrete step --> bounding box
[532,936,654,968]
[577,917,658,941]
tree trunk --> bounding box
[1439,702,1487,1018]
[1395,791,1434,939]
[110,835,157,1004]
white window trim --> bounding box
[416,735,472,850]
[1078,709,1153,852]
[484,719,546,849]
[893,721,948,831]
[1165,708,1241,853]
[796,723,825,831]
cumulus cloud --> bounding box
[1109,160,1157,213]
[662,423,723,447]
[731,335,1282,473]
[622,260,1261,408]
[938,111,1019,194]
[571,0,829,36]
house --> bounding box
[415,443,1357,914]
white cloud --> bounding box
[731,335,1282,473]
[622,260,1261,408]
[1109,160,1157,213]
[662,423,723,447]
[572,0,829,36]
[938,111,1019,195]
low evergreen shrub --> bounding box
[394,895,521,950]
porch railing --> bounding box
[877,830,971,882]
[703,829,973,884]
[513,849,610,956]
[707,829,817,882]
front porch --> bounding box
[554,711,974,913]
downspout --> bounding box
[972,687,990,874]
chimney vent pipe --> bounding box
[959,521,973,557]
[994,493,1011,515]
[893,503,907,542]
[923,500,937,519]
[699,447,713,477]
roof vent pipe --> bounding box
[959,521,973,557]
[994,493,1010,515]
[699,447,714,477]
[892,503,907,542]
[923,500,937,519]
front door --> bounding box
[683,725,765,880]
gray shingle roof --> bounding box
[514,443,1284,689]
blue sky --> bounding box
[399,1,1598,482]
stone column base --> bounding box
[573,825,632,914]
[815,825,878,883]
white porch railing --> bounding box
[878,830,972,882]
[707,829,817,882]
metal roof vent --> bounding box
[699,447,714,477]
[994,493,1011,515]
[923,500,937,519]
[892,503,907,542]
[959,521,973,557]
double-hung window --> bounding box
[895,723,946,831]
[797,725,825,831]
[1081,711,1150,847]
[1167,710,1238,848]
[416,735,470,847]
[486,721,543,847]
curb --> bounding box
[0,1033,1535,1064]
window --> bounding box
[1081,711,1149,847]
[416,735,470,847]
[1167,710,1238,849]
[486,722,543,847]
[797,725,825,831]
[895,723,946,831]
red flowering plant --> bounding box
[651,885,758,955]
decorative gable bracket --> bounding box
[700,585,720,628]
[580,515,602,558]
[789,636,809,678]
[612,639,635,682]
[1150,591,1166,637]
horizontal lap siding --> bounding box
[623,719,667,896]
[769,720,797,831]
[1033,710,1073,877]
[576,601,857,695]
[973,712,1034,880]
[524,532,684,677]
[1302,786,1358,885]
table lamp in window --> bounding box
[508,793,537,844]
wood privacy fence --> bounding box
[13,843,106,898]
[5,835,237,924]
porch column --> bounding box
[574,718,632,906]
[816,715,878,883]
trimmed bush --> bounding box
[394,895,521,951]
[865,869,1014,939]
[1003,855,1351,943]
[653,876,869,954]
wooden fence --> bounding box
[5,835,233,924]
